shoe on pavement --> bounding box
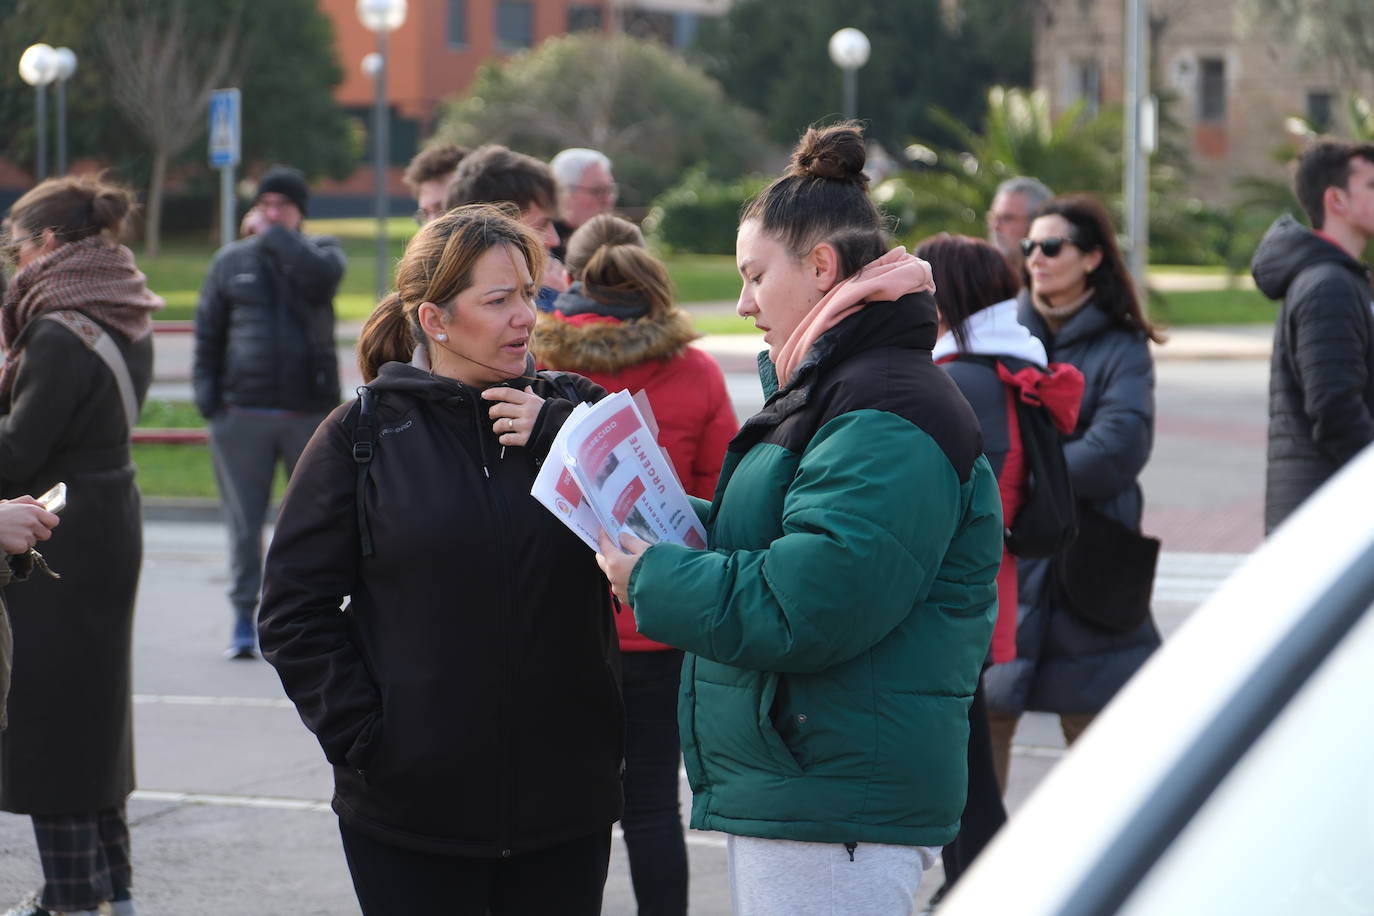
[107,888,134,916]
[225,615,258,660]
[0,891,48,916]
[2,892,98,916]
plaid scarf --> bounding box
[0,236,163,407]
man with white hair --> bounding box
[550,148,617,258]
[987,176,1053,276]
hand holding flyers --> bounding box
[531,390,708,552]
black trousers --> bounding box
[339,822,611,915]
[621,649,689,915]
[940,680,1008,887]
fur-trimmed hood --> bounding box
[531,306,700,374]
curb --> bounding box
[143,498,224,524]
[142,498,284,524]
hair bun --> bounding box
[92,187,134,227]
[788,123,868,187]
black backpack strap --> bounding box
[352,386,378,558]
[546,370,585,405]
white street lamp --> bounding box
[828,28,871,121]
[358,0,407,300]
[18,43,58,181]
[52,47,77,176]
[357,0,407,32]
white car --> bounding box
[941,444,1374,915]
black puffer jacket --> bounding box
[192,225,345,417]
[259,361,624,857]
[1252,215,1374,532]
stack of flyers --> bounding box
[531,390,708,552]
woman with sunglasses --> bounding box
[0,174,161,916]
[981,193,1165,792]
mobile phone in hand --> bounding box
[37,481,66,515]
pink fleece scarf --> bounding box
[772,247,936,387]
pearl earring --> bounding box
[437,333,447,341]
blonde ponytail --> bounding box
[357,293,416,382]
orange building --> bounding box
[317,0,730,208]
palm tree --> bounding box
[877,87,1122,241]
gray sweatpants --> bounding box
[727,835,938,916]
[208,408,323,620]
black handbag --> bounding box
[1054,503,1160,633]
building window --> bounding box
[497,1,533,50]
[568,5,602,33]
[345,106,420,167]
[623,9,676,46]
[448,0,466,47]
[1073,59,1101,116]
[672,12,699,48]
[1199,58,1227,124]
[1307,91,1334,132]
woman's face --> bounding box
[735,219,832,362]
[424,244,537,387]
[1025,214,1101,306]
[6,222,55,272]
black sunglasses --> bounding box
[1020,236,1077,258]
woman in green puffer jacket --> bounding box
[598,123,1003,916]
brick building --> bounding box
[1033,0,1373,205]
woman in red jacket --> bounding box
[917,233,1082,902]
[532,214,737,915]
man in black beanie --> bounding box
[193,164,346,659]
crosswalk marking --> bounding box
[1153,551,1247,604]
[133,693,296,709]
[127,790,729,850]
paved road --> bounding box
[0,524,1248,914]
[0,334,1271,913]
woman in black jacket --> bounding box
[981,195,1164,791]
[1,175,160,916]
[259,206,623,915]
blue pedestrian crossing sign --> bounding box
[208,89,241,168]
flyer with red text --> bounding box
[531,390,708,552]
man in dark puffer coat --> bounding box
[1252,139,1374,533]
[194,166,345,657]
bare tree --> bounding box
[102,1,239,256]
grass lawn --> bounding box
[132,443,286,501]
[144,219,414,322]
[143,221,743,322]
[139,224,1268,330]
[1151,287,1277,326]
[133,444,218,499]
[1151,263,1230,276]
[133,399,289,499]
[138,398,208,428]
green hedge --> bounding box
[644,168,768,256]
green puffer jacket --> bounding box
[629,295,1002,848]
